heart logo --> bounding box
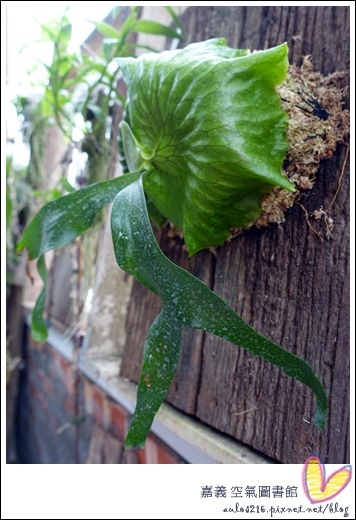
[303,455,352,503]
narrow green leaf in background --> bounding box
[88,20,122,40]
[133,19,183,40]
[164,6,185,38]
[31,255,48,342]
[111,176,327,448]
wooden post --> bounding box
[119,6,350,463]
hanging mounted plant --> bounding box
[17,37,350,449]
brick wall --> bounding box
[17,331,186,464]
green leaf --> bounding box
[117,11,138,44]
[88,20,122,40]
[164,6,185,39]
[42,87,55,117]
[59,177,76,194]
[118,39,294,255]
[124,307,182,448]
[31,255,48,342]
[57,22,72,49]
[18,172,142,341]
[133,20,183,40]
[120,120,144,172]
[102,39,117,62]
[111,176,327,448]
[124,43,161,54]
[17,171,141,260]
[56,56,73,77]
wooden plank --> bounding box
[121,6,349,463]
[184,6,349,464]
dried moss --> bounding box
[242,56,349,235]
[167,56,349,249]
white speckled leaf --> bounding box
[111,176,327,448]
[118,38,294,254]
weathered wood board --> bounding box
[121,6,350,463]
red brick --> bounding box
[128,434,182,464]
[91,385,105,426]
[110,402,128,441]
[42,375,54,394]
[156,446,181,464]
[136,447,146,464]
[29,335,44,351]
[83,380,93,415]
[29,382,49,413]
[136,436,158,464]
[48,355,62,382]
[37,368,54,394]
[64,395,75,415]
[50,348,62,364]
[102,395,111,430]
[152,434,183,464]
[59,357,73,394]
[47,349,73,393]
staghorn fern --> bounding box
[18,39,328,448]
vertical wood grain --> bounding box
[121,6,349,463]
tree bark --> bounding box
[121,6,350,463]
